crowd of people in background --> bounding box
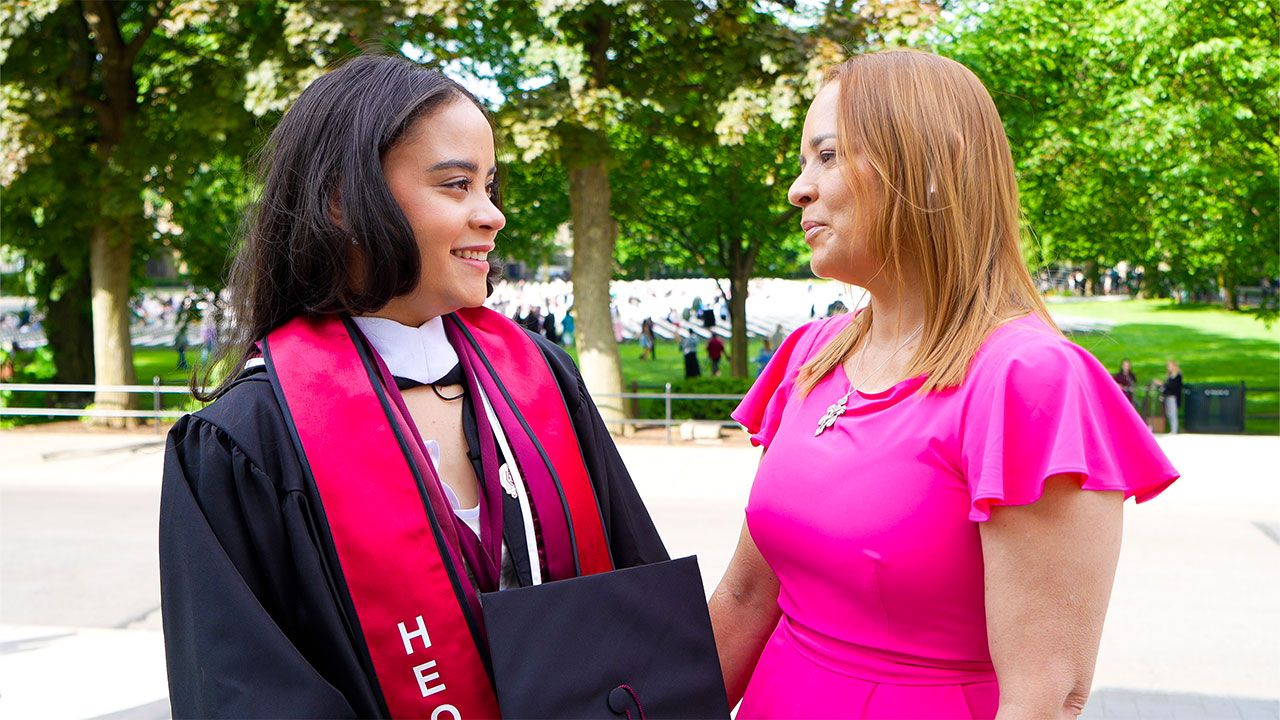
[0,277,1205,437]
[0,303,40,350]
[1039,265,1280,307]
[0,277,876,389]
[483,278,852,382]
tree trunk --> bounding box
[568,159,624,432]
[1140,266,1165,299]
[90,223,137,424]
[728,272,750,379]
[1219,269,1239,311]
[43,264,95,407]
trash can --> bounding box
[1183,383,1246,434]
[1138,384,1166,433]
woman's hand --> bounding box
[981,475,1124,719]
[709,519,781,708]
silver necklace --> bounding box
[814,323,924,437]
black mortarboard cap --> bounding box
[482,556,731,718]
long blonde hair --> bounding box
[797,50,1054,395]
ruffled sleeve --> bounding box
[732,318,841,448]
[961,326,1179,522]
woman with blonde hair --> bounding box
[710,50,1178,718]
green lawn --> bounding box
[135,347,203,387]
[1047,299,1279,434]
[129,303,1280,434]
[586,301,1280,433]
[563,339,774,389]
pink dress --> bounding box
[731,313,1178,719]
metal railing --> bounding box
[593,384,746,443]
[1,379,195,434]
[5,380,1275,440]
[1,380,749,443]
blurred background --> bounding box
[1,0,1276,430]
[1,1,1277,718]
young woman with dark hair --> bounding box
[159,54,668,718]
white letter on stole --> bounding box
[399,616,449,700]
[398,616,432,655]
[413,660,446,697]
[431,705,461,720]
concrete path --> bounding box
[1,428,1276,719]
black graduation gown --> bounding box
[159,331,669,719]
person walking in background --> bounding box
[1112,358,1138,408]
[0,342,16,382]
[611,303,625,343]
[753,337,775,377]
[638,317,655,360]
[769,324,786,349]
[1157,359,1184,434]
[523,305,543,333]
[702,306,717,330]
[707,333,728,377]
[199,311,218,365]
[174,320,191,370]
[561,308,575,347]
[680,330,701,379]
[541,310,560,345]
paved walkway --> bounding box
[1,429,1276,719]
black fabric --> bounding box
[683,352,701,379]
[482,556,729,719]
[159,333,668,718]
[392,364,465,395]
[396,364,536,589]
[1163,372,1184,406]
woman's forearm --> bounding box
[709,581,780,707]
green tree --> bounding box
[3,1,266,412]
[614,119,807,377]
[943,0,1279,307]
[606,0,942,378]
[449,0,824,424]
[1,1,453,417]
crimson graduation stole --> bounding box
[263,309,613,718]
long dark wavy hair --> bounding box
[195,53,502,401]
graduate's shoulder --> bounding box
[524,329,585,406]
[188,366,285,440]
[172,366,300,488]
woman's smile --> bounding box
[450,247,492,269]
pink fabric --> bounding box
[731,313,1178,719]
[266,315,500,717]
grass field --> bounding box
[7,298,1277,434]
[581,299,1280,433]
[1046,299,1279,434]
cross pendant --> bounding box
[814,398,847,437]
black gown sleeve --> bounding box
[159,378,381,719]
[529,333,671,568]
